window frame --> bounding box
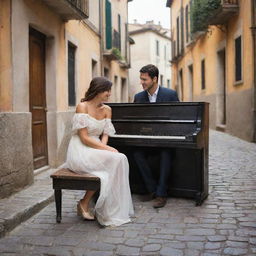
[68,42,77,107]
[234,35,243,85]
[201,59,206,91]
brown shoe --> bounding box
[140,192,155,202]
[153,197,167,208]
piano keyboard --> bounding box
[110,134,186,140]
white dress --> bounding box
[64,113,134,226]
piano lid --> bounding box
[107,102,207,137]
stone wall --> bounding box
[0,113,33,198]
[194,89,254,142]
[226,88,254,142]
[194,94,216,130]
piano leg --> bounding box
[195,191,208,206]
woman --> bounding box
[64,77,134,226]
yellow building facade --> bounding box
[167,0,256,142]
[0,0,132,198]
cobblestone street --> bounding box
[0,130,256,256]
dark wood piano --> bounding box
[108,102,209,206]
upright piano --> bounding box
[108,102,209,205]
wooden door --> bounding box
[29,28,48,169]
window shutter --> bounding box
[105,0,112,49]
[235,36,242,82]
[68,43,76,106]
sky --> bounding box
[128,0,170,29]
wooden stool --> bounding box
[50,168,100,223]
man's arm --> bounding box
[133,94,137,103]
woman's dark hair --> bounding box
[140,64,159,81]
[81,77,112,102]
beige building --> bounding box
[167,0,256,142]
[0,0,132,198]
[128,21,172,101]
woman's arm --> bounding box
[78,128,115,151]
[101,105,112,145]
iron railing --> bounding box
[222,0,238,4]
[113,30,121,50]
[66,0,89,17]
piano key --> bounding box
[112,119,196,123]
[110,134,186,140]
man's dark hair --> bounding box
[140,64,159,81]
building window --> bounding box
[91,59,97,78]
[68,43,76,106]
[104,67,109,78]
[185,5,189,43]
[177,17,180,54]
[201,59,205,90]
[121,78,127,102]
[160,75,163,85]
[181,7,184,52]
[189,0,193,41]
[235,36,242,82]
[118,14,121,51]
[156,40,159,56]
[188,64,193,101]
[167,79,170,88]
[114,75,118,102]
[164,45,167,60]
[179,69,183,101]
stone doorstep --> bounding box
[0,168,56,238]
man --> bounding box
[133,64,179,208]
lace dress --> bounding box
[64,113,134,226]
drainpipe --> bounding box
[99,0,104,76]
[251,0,256,142]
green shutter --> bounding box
[105,0,112,49]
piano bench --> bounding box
[50,168,100,223]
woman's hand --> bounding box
[106,145,119,153]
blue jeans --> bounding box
[133,148,172,197]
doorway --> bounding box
[217,49,226,126]
[29,28,48,169]
[188,64,193,101]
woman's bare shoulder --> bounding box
[103,104,112,118]
[76,102,88,113]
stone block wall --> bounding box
[0,113,33,198]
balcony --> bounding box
[104,30,123,61]
[207,0,239,25]
[103,48,122,61]
[171,40,179,63]
[118,59,130,69]
[42,0,89,20]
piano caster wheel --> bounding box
[196,200,202,206]
[195,193,203,206]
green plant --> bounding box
[190,0,221,34]
[111,47,123,60]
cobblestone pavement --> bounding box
[0,130,256,256]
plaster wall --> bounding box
[129,32,151,99]
[103,59,129,103]
[0,0,13,111]
[129,30,172,100]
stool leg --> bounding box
[54,189,62,223]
